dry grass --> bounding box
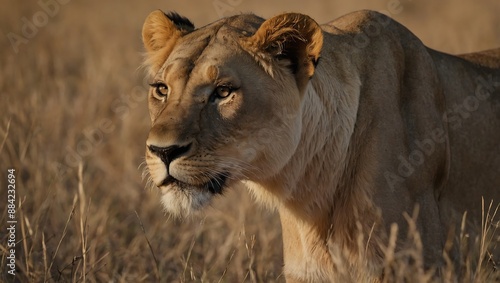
[0,0,499,282]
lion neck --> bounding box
[246,59,383,280]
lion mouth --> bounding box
[160,173,228,194]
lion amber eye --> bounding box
[215,86,232,99]
[150,82,168,100]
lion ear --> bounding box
[142,10,194,73]
[242,13,323,91]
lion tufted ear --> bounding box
[142,10,194,74]
[242,13,323,92]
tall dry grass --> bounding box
[1,0,499,282]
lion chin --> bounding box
[158,184,213,218]
[157,175,228,217]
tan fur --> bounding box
[142,10,500,282]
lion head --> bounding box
[142,11,323,217]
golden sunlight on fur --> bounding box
[141,10,500,282]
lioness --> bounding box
[141,10,500,282]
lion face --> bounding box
[142,11,322,217]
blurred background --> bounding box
[0,0,499,282]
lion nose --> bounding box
[148,144,191,170]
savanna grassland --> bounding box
[1,0,499,282]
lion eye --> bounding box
[214,86,232,99]
[149,82,169,100]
